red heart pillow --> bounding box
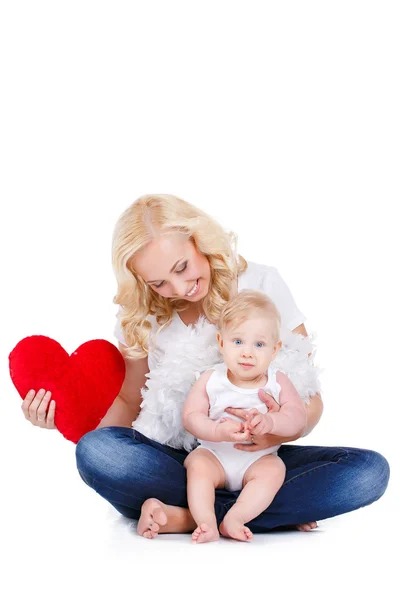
[9,336,126,443]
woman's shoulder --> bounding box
[239,261,306,331]
[238,260,278,291]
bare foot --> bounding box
[192,523,220,544]
[219,514,253,542]
[137,498,168,539]
[296,521,318,532]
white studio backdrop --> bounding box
[0,2,399,600]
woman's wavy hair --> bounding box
[112,194,248,359]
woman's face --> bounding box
[131,234,211,302]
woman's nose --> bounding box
[172,280,189,298]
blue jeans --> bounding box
[75,427,390,532]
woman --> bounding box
[22,194,390,539]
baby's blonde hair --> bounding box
[218,290,281,344]
[112,194,248,358]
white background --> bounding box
[0,1,399,599]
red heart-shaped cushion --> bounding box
[9,335,126,444]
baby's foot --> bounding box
[137,498,168,539]
[219,514,253,542]
[192,523,220,544]
[296,521,318,532]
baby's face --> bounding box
[217,316,281,381]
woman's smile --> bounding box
[186,279,199,297]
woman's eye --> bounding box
[177,262,188,274]
[154,262,188,288]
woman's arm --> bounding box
[292,323,324,436]
[96,343,149,429]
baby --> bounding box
[182,290,307,543]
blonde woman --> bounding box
[23,194,389,539]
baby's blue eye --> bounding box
[234,339,242,345]
[256,342,264,348]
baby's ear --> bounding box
[216,332,223,348]
[272,340,282,358]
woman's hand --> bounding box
[225,388,302,451]
[21,389,57,429]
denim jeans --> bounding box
[75,427,390,532]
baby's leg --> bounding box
[184,448,226,543]
[220,455,285,541]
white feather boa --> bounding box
[133,317,322,451]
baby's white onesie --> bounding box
[198,362,282,491]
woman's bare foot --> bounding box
[192,523,220,544]
[219,514,253,542]
[296,521,318,532]
[137,498,168,539]
[137,498,197,538]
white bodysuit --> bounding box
[198,362,282,492]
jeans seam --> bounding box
[220,448,350,512]
[283,449,349,486]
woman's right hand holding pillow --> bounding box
[21,389,57,429]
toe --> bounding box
[299,525,309,532]
[192,527,201,540]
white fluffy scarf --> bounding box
[133,317,322,451]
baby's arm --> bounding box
[182,371,248,443]
[248,372,307,437]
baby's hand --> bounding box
[245,409,273,435]
[215,417,251,443]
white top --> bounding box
[198,362,282,455]
[112,262,308,450]
[114,262,306,355]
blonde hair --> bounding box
[218,290,281,344]
[112,194,248,358]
